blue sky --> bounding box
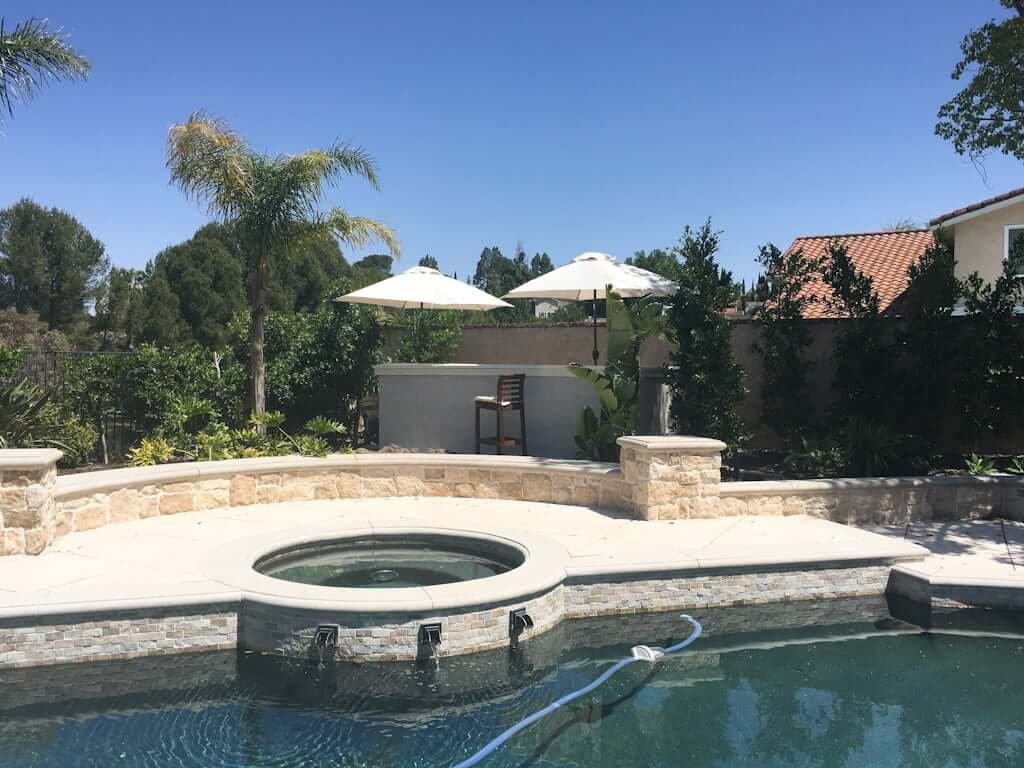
[2,0,1021,283]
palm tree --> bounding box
[0,17,90,122]
[166,112,399,420]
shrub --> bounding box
[223,279,384,433]
[0,380,65,450]
[395,312,461,363]
[753,243,822,443]
[569,292,666,461]
[896,237,962,449]
[955,241,1024,448]
[128,436,176,466]
[666,220,747,448]
[0,346,25,380]
[820,240,895,427]
[63,346,234,439]
[57,417,99,467]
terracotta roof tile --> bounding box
[928,186,1024,227]
[784,230,933,318]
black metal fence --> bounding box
[11,350,142,463]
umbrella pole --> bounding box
[592,289,599,366]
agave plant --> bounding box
[0,380,67,450]
[965,453,997,476]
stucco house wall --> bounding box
[935,197,1024,284]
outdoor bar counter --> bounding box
[374,364,601,459]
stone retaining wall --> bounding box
[719,475,1024,525]
[3,438,1024,557]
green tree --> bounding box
[666,220,746,447]
[93,267,145,349]
[142,224,247,348]
[956,238,1024,446]
[820,240,902,475]
[223,278,385,433]
[626,248,679,280]
[395,311,461,363]
[0,17,89,123]
[166,112,398,420]
[896,238,962,448]
[418,254,438,269]
[472,245,533,321]
[351,254,393,289]
[753,244,822,443]
[473,246,529,297]
[530,252,553,277]
[0,198,109,331]
[139,269,188,348]
[935,1,1024,162]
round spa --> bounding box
[238,528,566,662]
[254,532,525,589]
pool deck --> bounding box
[868,519,1024,610]
[0,498,924,618]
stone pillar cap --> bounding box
[616,435,726,454]
[0,448,64,470]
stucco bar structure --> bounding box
[375,364,602,459]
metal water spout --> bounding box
[312,624,340,663]
[418,623,443,661]
[509,608,534,639]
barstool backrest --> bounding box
[497,374,525,406]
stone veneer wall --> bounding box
[3,437,1024,557]
[0,449,61,555]
[719,474,1024,525]
[242,586,565,662]
[0,604,237,669]
[52,459,633,547]
[618,436,726,520]
[563,565,892,618]
[0,562,898,668]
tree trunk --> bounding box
[249,248,268,427]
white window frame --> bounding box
[1004,224,1024,276]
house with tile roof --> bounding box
[782,230,933,318]
[781,187,1024,317]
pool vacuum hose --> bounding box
[453,614,703,767]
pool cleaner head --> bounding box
[630,645,665,662]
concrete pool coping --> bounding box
[0,497,941,666]
[869,519,1024,610]
[0,500,926,615]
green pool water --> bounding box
[1,599,1022,767]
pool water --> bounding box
[257,538,518,588]
[2,601,1023,767]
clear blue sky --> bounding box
[2,0,1021,283]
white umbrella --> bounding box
[336,266,512,311]
[503,252,676,364]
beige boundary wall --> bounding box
[2,437,1023,556]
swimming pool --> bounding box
[1,599,1021,767]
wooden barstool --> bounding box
[474,374,527,455]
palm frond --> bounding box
[281,144,380,197]
[321,208,400,256]
[0,17,90,119]
[166,112,252,219]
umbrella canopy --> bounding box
[336,266,512,310]
[503,252,676,365]
[503,251,677,301]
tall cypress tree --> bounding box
[666,220,746,447]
